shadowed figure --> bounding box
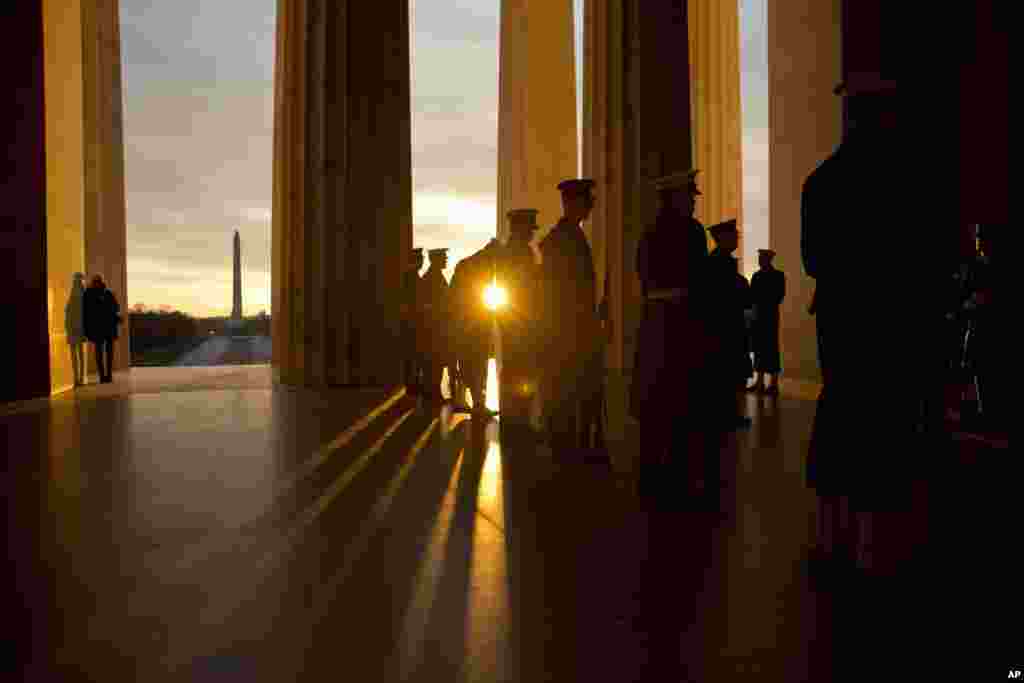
[496,209,543,435]
[82,274,121,384]
[419,249,451,402]
[705,218,753,431]
[802,77,925,582]
[64,273,86,387]
[630,169,711,503]
[748,248,786,394]
[403,248,426,397]
[969,223,1008,434]
[538,178,601,459]
[448,238,501,415]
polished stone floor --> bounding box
[1,367,1011,681]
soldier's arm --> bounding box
[778,271,786,305]
[800,173,818,280]
[635,232,650,294]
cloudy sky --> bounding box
[121,0,766,317]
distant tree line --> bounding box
[130,311,271,357]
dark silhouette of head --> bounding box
[977,224,998,260]
[757,249,776,269]
[428,248,448,270]
[410,249,424,273]
[709,219,740,254]
[558,179,596,224]
[654,170,701,219]
[836,75,897,144]
[507,208,539,244]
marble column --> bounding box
[688,0,742,269]
[40,0,129,395]
[496,0,577,243]
[582,0,694,451]
[2,0,50,402]
[272,0,412,386]
[82,0,130,377]
[768,0,840,388]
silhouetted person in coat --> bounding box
[748,248,785,394]
[420,248,451,402]
[497,208,543,430]
[448,239,501,415]
[705,219,753,431]
[970,223,1008,435]
[631,170,710,500]
[802,75,920,578]
[402,248,425,397]
[65,272,86,387]
[539,178,601,458]
[83,274,121,383]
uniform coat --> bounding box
[498,237,543,420]
[801,131,922,504]
[704,248,752,383]
[750,266,785,373]
[448,242,500,405]
[401,267,421,388]
[538,219,601,434]
[417,265,450,362]
[630,213,709,421]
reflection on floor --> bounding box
[1,367,1007,681]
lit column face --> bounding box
[740,0,770,277]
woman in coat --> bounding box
[65,273,87,386]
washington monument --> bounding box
[231,229,243,320]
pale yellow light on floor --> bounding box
[485,357,500,413]
[478,438,503,510]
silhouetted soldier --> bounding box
[705,219,753,431]
[539,178,601,457]
[802,75,920,577]
[402,248,425,397]
[630,170,710,499]
[449,238,501,415]
[748,248,786,394]
[497,209,543,430]
[970,223,1008,435]
[420,248,450,402]
[83,274,122,383]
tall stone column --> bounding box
[272,0,413,386]
[688,0,742,268]
[582,0,694,451]
[2,0,50,402]
[497,0,578,243]
[768,0,840,389]
[82,0,130,376]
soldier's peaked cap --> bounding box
[833,72,897,97]
[507,208,539,221]
[557,178,596,195]
[708,218,738,237]
[428,248,448,256]
[757,248,776,256]
[653,169,701,194]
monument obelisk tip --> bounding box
[231,229,243,321]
